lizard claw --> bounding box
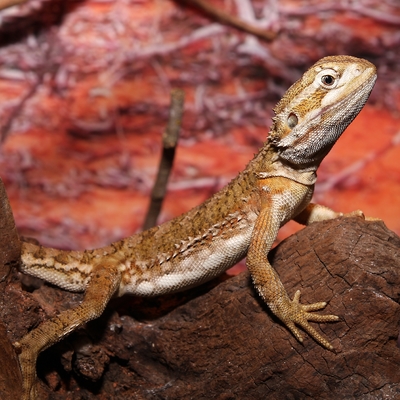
[277,290,339,351]
[340,209,365,218]
[365,216,383,222]
[341,210,383,222]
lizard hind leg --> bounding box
[14,259,122,400]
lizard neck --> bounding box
[244,142,317,186]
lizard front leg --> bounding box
[14,259,122,400]
[247,184,339,350]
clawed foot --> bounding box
[14,342,39,400]
[276,290,339,351]
[340,209,382,222]
[340,209,364,218]
[21,386,37,400]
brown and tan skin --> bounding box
[14,55,377,399]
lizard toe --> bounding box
[276,290,337,351]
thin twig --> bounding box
[0,74,42,143]
[279,2,400,25]
[143,89,185,230]
[178,0,276,42]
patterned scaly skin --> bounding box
[15,55,377,399]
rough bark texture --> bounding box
[0,177,22,400]
[3,217,400,399]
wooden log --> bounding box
[4,217,400,398]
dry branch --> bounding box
[0,75,41,143]
[143,88,185,230]
[178,0,276,41]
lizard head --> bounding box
[269,55,377,168]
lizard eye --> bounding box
[320,74,337,88]
[315,68,339,90]
[287,113,298,129]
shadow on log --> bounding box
[3,217,400,399]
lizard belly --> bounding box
[120,215,257,297]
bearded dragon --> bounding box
[13,55,377,399]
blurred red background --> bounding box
[0,0,399,275]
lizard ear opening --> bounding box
[287,113,298,129]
